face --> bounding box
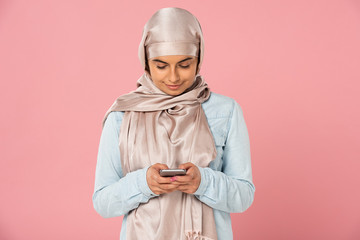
[148,55,198,96]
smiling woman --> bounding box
[92,7,255,240]
[148,55,198,95]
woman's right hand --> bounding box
[146,163,179,195]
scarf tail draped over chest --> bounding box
[103,74,218,240]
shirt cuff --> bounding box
[137,166,159,198]
[193,166,209,196]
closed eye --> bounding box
[156,65,167,69]
[179,65,190,69]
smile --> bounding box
[165,84,182,90]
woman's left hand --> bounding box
[174,162,201,194]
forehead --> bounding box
[150,55,196,63]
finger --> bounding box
[151,163,169,171]
[155,175,173,184]
[176,184,190,191]
[175,167,197,182]
[152,186,172,195]
[177,185,196,194]
[178,162,194,170]
[174,175,194,183]
[156,184,179,194]
[150,173,172,184]
[149,181,179,194]
[148,164,173,183]
[158,183,179,190]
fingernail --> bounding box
[171,177,176,182]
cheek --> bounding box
[181,68,197,81]
[151,76,163,88]
[149,67,165,82]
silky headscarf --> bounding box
[103,8,217,240]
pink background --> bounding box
[1,0,359,239]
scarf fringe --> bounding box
[185,231,216,240]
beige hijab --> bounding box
[103,8,217,240]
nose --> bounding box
[168,67,180,83]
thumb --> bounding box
[152,163,169,171]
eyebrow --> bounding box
[151,57,194,64]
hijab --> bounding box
[138,7,205,74]
[103,7,217,240]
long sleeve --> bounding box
[194,100,255,213]
[92,111,157,218]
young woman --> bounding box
[93,7,255,240]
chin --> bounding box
[167,92,182,96]
[164,89,184,96]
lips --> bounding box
[165,84,181,90]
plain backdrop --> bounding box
[1,0,359,239]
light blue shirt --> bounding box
[93,92,255,240]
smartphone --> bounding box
[159,169,187,177]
